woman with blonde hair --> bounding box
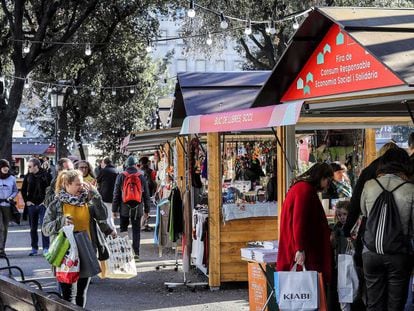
[42,169,115,308]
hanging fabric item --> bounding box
[168,187,183,242]
[190,138,203,188]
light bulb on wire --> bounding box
[270,20,277,35]
[265,21,271,34]
[293,17,300,30]
[85,43,92,56]
[111,88,116,96]
[47,84,52,93]
[244,19,252,35]
[145,40,152,53]
[206,33,213,46]
[219,13,228,29]
[90,89,96,96]
[24,78,30,89]
[72,87,78,95]
[23,40,31,54]
[187,0,196,18]
[129,86,135,94]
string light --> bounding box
[90,89,96,96]
[293,17,300,30]
[270,20,277,35]
[129,86,135,94]
[85,43,92,56]
[23,40,31,54]
[244,19,252,35]
[265,21,271,34]
[187,0,196,18]
[72,87,78,95]
[47,84,52,93]
[219,13,228,29]
[206,33,212,45]
[145,40,152,53]
[111,88,117,96]
[24,78,30,89]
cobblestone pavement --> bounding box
[2,220,249,311]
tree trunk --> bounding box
[0,79,25,160]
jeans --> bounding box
[405,275,413,311]
[60,277,91,307]
[363,251,412,311]
[0,205,11,251]
[28,204,49,250]
[120,208,141,255]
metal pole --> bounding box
[55,107,59,164]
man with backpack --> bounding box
[112,155,151,261]
[360,148,414,311]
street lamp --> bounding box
[50,89,65,164]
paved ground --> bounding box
[2,219,249,311]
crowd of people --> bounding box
[277,134,414,311]
[0,154,155,307]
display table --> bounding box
[222,202,277,222]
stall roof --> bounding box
[126,127,181,153]
[12,143,50,156]
[253,7,414,113]
[172,71,271,127]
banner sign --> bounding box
[281,24,404,102]
[179,101,303,135]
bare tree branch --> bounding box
[239,37,268,70]
[0,0,15,31]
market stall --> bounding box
[252,6,414,232]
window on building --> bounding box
[176,59,187,72]
[195,60,206,72]
[216,60,225,71]
[158,30,167,45]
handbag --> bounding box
[56,225,80,284]
[74,231,101,278]
[104,235,137,279]
[274,264,319,310]
[95,223,109,261]
[9,200,21,225]
[44,230,70,267]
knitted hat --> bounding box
[125,156,139,168]
[0,159,10,169]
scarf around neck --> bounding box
[57,189,88,206]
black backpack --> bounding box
[363,178,411,255]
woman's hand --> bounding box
[83,182,98,200]
[110,230,117,238]
[295,250,305,266]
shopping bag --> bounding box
[318,273,328,311]
[274,264,319,310]
[74,231,101,278]
[338,253,359,303]
[104,235,137,279]
[56,225,80,284]
[9,200,21,225]
[44,230,70,267]
[95,223,109,261]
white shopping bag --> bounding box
[104,236,137,279]
[338,253,359,303]
[56,225,80,284]
[275,264,319,310]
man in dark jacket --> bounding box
[96,157,118,231]
[21,158,52,256]
[112,156,151,261]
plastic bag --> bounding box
[56,225,80,284]
[104,236,137,279]
[44,230,70,267]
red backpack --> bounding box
[122,172,142,206]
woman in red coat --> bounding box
[277,163,333,284]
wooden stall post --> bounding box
[176,137,186,192]
[364,129,377,167]
[276,127,288,240]
[207,132,222,289]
